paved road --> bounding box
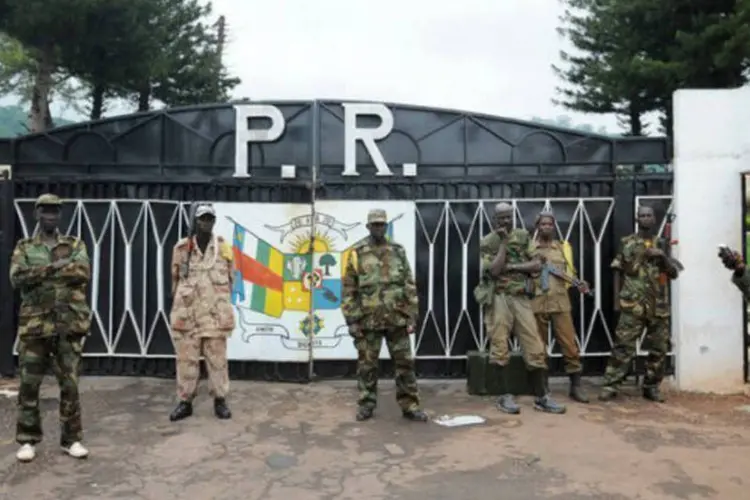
[0,376,748,499]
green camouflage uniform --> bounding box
[603,234,677,390]
[10,195,91,447]
[341,210,420,412]
[479,229,547,369]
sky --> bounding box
[1,0,660,134]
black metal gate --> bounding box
[0,100,672,381]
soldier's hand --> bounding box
[495,226,508,238]
[348,324,361,338]
[406,325,415,334]
[577,281,590,294]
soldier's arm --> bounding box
[481,236,506,278]
[610,239,626,301]
[54,239,91,284]
[170,245,182,296]
[504,234,542,274]
[341,250,364,326]
[731,268,750,299]
[9,241,53,289]
[399,247,419,326]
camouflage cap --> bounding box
[367,209,387,224]
[35,193,62,207]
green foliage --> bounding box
[0,104,74,137]
[554,0,750,137]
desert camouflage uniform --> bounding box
[170,235,235,401]
[602,234,678,393]
[341,211,420,413]
[10,204,91,448]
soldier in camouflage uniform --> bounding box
[341,208,428,422]
[599,205,682,403]
[477,203,565,415]
[10,194,91,462]
[529,211,590,403]
[718,246,750,298]
[169,204,235,422]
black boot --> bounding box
[530,370,566,414]
[169,401,193,422]
[214,398,232,419]
[642,386,665,403]
[494,365,520,414]
[568,372,590,403]
[402,409,429,422]
[356,406,374,421]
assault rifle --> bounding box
[656,212,685,286]
[540,262,594,296]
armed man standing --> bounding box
[529,211,590,403]
[11,194,91,462]
[169,204,235,422]
[475,202,566,415]
[599,205,682,403]
[341,208,428,422]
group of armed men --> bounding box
[8,194,750,463]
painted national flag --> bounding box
[231,223,285,318]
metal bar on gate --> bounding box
[307,100,320,382]
[0,171,15,376]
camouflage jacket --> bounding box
[480,229,534,296]
[9,232,91,338]
[341,239,419,331]
[731,269,750,299]
[611,234,675,317]
[170,235,236,337]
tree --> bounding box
[319,254,337,276]
[128,0,240,112]
[554,0,750,138]
[0,104,74,137]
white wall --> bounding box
[672,88,749,393]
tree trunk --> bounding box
[628,103,643,136]
[90,82,106,120]
[138,85,150,112]
[29,46,55,133]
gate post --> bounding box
[0,166,15,377]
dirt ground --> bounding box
[0,376,749,500]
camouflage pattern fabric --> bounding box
[176,338,229,401]
[170,235,235,337]
[16,335,84,446]
[354,327,420,412]
[731,269,750,299]
[603,234,676,389]
[480,229,533,296]
[9,233,92,338]
[341,240,419,331]
[170,236,234,400]
[342,237,420,410]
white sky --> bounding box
[4,0,659,134]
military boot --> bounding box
[169,400,193,422]
[356,406,374,421]
[530,369,566,414]
[494,366,521,414]
[214,398,232,419]
[402,408,429,422]
[568,372,590,403]
[598,386,618,401]
[642,386,665,403]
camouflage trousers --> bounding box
[16,335,84,447]
[603,310,670,389]
[354,328,420,412]
[175,336,229,401]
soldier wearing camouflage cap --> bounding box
[10,193,92,462]
[341,208,428,422]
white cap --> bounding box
[195,204,216,218]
